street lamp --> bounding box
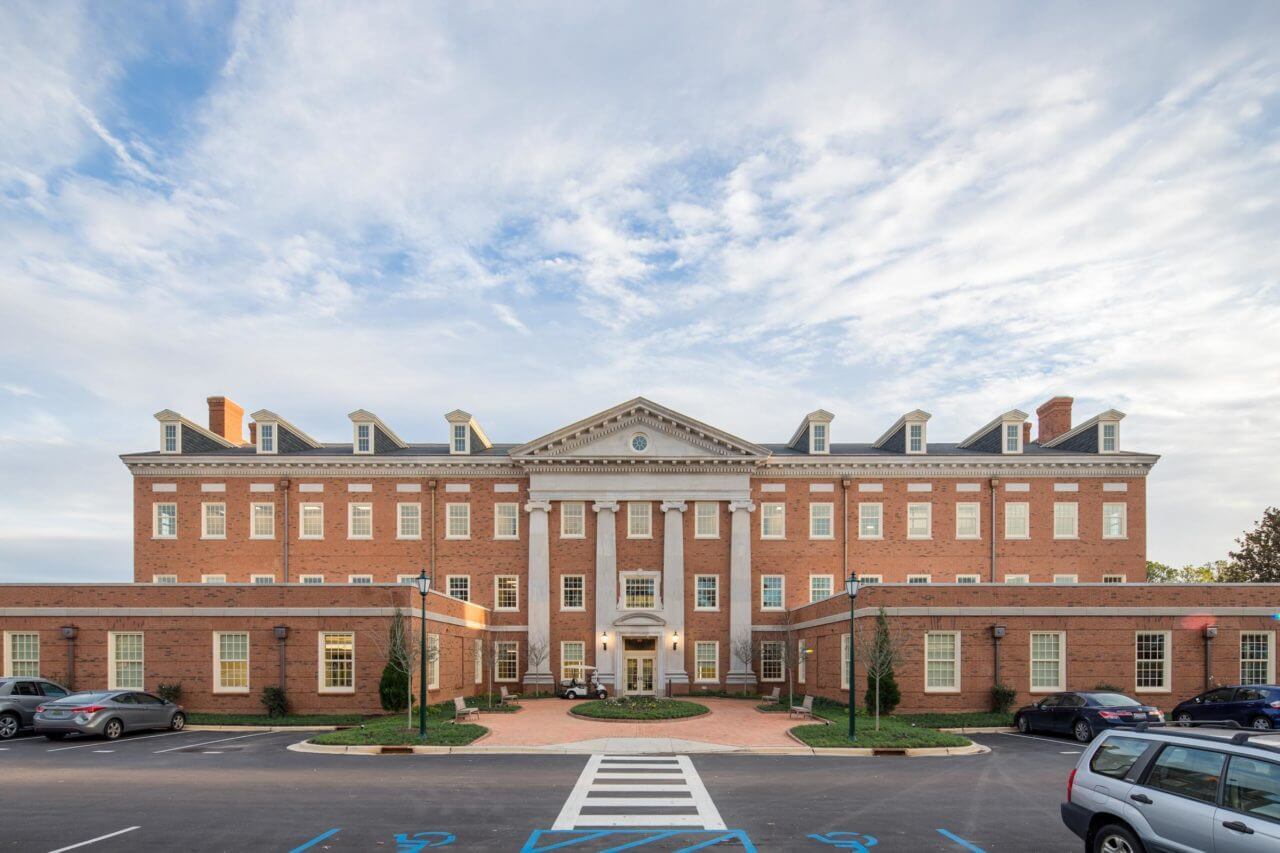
[845,571,860,741]
[415,569,432,736]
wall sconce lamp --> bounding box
[601,633,608,652]
[672,631,679,651]
[1202,625,1218,639]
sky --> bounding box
[1,1,1278,582]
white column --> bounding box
[661,500,688,692]
[727,499,757,686]
[523,500,554,687]
[592,500,620,689]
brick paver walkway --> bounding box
[477,697,802,749]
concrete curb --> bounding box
[937,726,1018,734]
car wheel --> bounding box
[1073,719,1093,743]
[1093,822,1145,853]
[1174,713,1191,724]
[0,713,19,740]
[1252,716,1274,730]
[103,718,123,740]
[169,712,186,731]
[597,691,607,699]
[1016,714,1031,734]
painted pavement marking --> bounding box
[936,828,987,853]
[520,829,756,852]
[153,730,272,753]
[554,754,726,831]
[47,731,190,752]
[44,826,140,853]
[285,827,341,853]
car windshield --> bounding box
[48,692,113,705]
[1085,693,1140,707]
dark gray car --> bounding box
[0,677,71,739]
[34,690,186,740]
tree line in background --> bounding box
[1147,506,1280,583]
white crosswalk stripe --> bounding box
[553,754,726,830]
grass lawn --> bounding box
[187,713,368,726]
[790,704,972,749]
[571,697,709,720]
[895,711,1013,728]
[310,715,486,746]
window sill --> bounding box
[396,535,423,541]
[200,536,226,541]
[858,535,884,541]
[956,535,982,541]
[906,535,932,541]
[693,534,720,540]
[318,688,355,695]
[1004,536,1030,541]
[347,536,373,541]
[1030,688,1063,694]
[444,535,471,541]
[760,607,785,612]
[1102,536,1129,541]
[560,607,585,613]
[809,535,835,541]
[760,536,786,541]
[298,536,324,541]
[213,687,251,695]
[494,607,520,612]
[560,534,586,540]
[694,678,720,684]
[626,535,653,540]
[151,536,177,541]
[1134,688,1171,694]
[494,536,520,541]
[693,607,720,612]
[1053,535,1079,540]
[249,536,275,541]
[924,687,961,694]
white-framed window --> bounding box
[451,423,469,454]
[495,575,519,611]
[627,502,652,538]
[622,574,658,609]
[694,641,719,682]
[760,640,785,682]
[858,503,883,539]
[907,422,926,454]
[153,503,178,539]
[797,639,807,682]
[1004,574,1029,584]
[1053,502,1079,539]
[354,422,373,454]
[152,574,177,584]
[250,503,275,539]
[109,632,144,690]
[1100,421,1119,453]
[348,503,373,539]
[1241,632,1275,685]
[907,574,931,584]
[1103,503,1127,539]
[955,503,981,540]
[319,631,355,693]
[1102,574,1126,583]
[560,641,586,681]
[494,503,519,539]
[907,503,932,539]
[3,632,39,677]
[201,502,226,539]
[694,575,719,610]
[202,573,227,584]
[1053,574,1078,584]
[1030,632,1065,692]
[396,503,422,539]
[162,422,179,454]
[760,503,786,539]
[1004,422,1023,454]
[420,633,437,689]
[1004,503,1030,539]
[251,574,275,584]
[495,641,519,682]
[213,632,250,693]
[694,502,719,538]
[446,503,471,539]
[861,574,882,584]
[397,575,417,585]
[447,575,470,602]
[560,502,586,538]
[561,575,585,610]
[810,422,828,454]
[300,574,324,584]
[1135,631,1171,692]
[841,633,851,690]
[348,574,373,584]
[809,503,834,539]
[761,575,784,610]
[474,638,483,685]
[924,632,960,693]
[809,574,834,602]
[257,422,276,454]
[956,574,980,584]
[299,503,324,539]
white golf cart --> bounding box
[556,665,609,700]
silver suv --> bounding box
[1062,723,1280,852]
[0,677,71,739]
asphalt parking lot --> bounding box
[0,729,1087,852]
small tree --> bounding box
[730,633,754,696]
[365,594,423,729]
[1222,507,1280,582]
[378,609,412,713]
[526,633,550,696]
[856,607,906,730]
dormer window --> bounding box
[1004,422,1022,454]
[354,422,372,455]
[258,423,276,454]
[452,424,469,454]
[810,422,828,454]
[162,423,178,454]
[907,422,925,454]
[1100,421,1118,453]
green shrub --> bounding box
[379,661,409,712]
[1094,682,1124,692]
[157,683,183,704]
[260,685,290,718]
[991,684,1017,715]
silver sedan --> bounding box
[34,690,186,741]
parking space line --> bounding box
[286,827,341,853]
[45,825,140,853]
[997,732,1079,748]
[153,731,272,753]
[48,731,190,752]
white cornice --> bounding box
[120,459,523,477]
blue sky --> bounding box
[1,1,1278,581]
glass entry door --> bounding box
[624,655,655,695]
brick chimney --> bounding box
[1022,421,1032,447]
[1036,396,1073,444]
[207,396,245,445]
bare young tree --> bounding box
[854,607,909,731]
[525,633,550,696]
[364,598,422,728]
[730,632,754,696]
[777,609,800,708]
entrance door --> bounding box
[624,656,655,695]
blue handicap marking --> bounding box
[807,832,878,851]
[520,828,756,852]
[395,831,456,851]
[935,828,985,853]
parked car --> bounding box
[1014,691,1164,743]
[0,677,72,739]
[1172,685,1280,730]
[1061,724,1280,852]
[34,690,186,740]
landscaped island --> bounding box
[570,697,709,720]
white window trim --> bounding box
[1103,503,1128,540]
[907,574,932,584]
[495,641,519,683]
[152,502,178,540]
[955,574,980,584]
[1053,574,1078,584]
[1241,632,1276,684]
[627,502,652,539]
[1004,502,1030,540]
[347,574,373,584]
[1029,631,1066,693]
[809,574,835,603]
[427,634,440,690]
[560,574,586,611]
[397,502,422,540]
[1099,421,1120,454]
[906,421,927,455]
[693,574,720,611]
[353,421,374,455]
[1135,630,1172,694]
[797,639,807,682]
[924,631,961,694]
[560,502,586,539]
[858,503,883,540]
[396,575,417,585]
[3,631,40,678]
[256,421,277,455]
[249,502,276,540]
[860,575,883,584]
[494,503,520,540]
[809,421,829,455]
[347,502,373,540]
[693,640,720,683]
[1003,421,1024,454]
[451,423,470,455]
[250,574,275,584]
[318,632,356,695]
[474,639,483,685]
[760,575,785,611]
[1004,574,1029,584]
[620,571,660,611]
[495,575,520,611]
[841,633,851,690]
[694,502,720,539]
[560,640,586,681]
[108,631,144,691]
[1102,574,1127,583]
[955,502,981,540]
[201,502,227,540]
[299,503,324,540]
[446,575,471,602]
[212,631,250,694]
[151,574,177,584]
[201,574,227,584]
[161,422,179,454]
[906,502,932,540]
[760,503,786,540]
[299,574,325,584]
[759,640,786,683]
[1053,502,1079,540]
[808,503,835,540]
[445,503,471,540]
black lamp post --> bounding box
[846,571,860,741]
[415,569,432,736]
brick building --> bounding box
[2,395,1275,715]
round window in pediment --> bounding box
[630,433,649,452]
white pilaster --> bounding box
[593,500,620,688]
[524,499,554,686]
[727,499,757,686]
[661,500,688,692]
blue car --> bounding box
[1171,684,1280,729]
[1014,691,1164,743]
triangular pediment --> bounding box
[509,397,769,461]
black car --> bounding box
[1170,684,1280,729]
[1014,691,1164,742]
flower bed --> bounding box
[569,697,709,720]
